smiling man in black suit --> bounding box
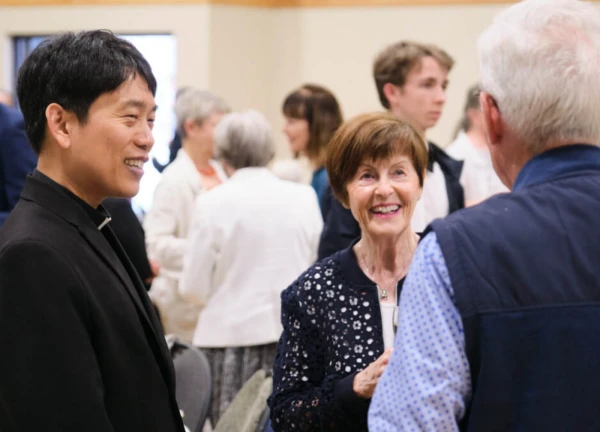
[0,31,185,431]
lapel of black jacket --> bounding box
[20,176,176,389]
[428,141,465,213]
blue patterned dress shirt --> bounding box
[368,232,471,431]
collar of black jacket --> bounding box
[30,170,111,230]
[427,141,463,180]
[21,172,110,232]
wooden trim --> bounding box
[0,0,517,7]
[274,0,514,6]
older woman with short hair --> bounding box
[144,89,229,342]
[268,112,428,432]
[179,110,323,425]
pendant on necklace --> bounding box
[380,288,388,300]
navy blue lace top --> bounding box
[268,239,406,431]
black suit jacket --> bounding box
[0,175,185,431]
[102,198,153,288]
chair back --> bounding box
[214,369,272,432]
[169,338,212,432]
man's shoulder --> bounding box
[276,179,318,200]
[0,225,71,273]
[431,192,512,234]
[221,173,316,201]
[0,199,75,249]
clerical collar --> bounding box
[31,170,112,230]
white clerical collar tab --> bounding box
[98,217,112,231]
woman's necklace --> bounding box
[357,243,407,301]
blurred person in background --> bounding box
[152,86,192,173]
[448,84,507,206]
[144,88,229,342]
[318,41,463,259]
[0,89,13,107]
[271,158,305,184]
[282,84,343,215]
[0,103,37,226]
[180,110,322,425]
[269,112,427,432]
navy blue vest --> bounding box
[430,144,600,431]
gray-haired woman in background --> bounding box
[144,89,230,343]
[180,110,323,425]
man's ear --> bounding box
[480,91,503,146]
[45,103,76,150]
[382,83,400,108]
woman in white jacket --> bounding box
[180,110,323,425]
[144,89,229,342]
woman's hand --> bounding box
[352,348,393,399]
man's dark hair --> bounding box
[17,30,157,154]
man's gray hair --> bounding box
[174,89,230,138]
[478,0,600,153]
[214,110,275,170]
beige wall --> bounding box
[0,4,212,88]
[0,2,508,156]
[209,5,276,119]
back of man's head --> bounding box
[373,41,454,109]
[479,0,600,153]
[17,30,156,155]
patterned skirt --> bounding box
[201,343,277,426]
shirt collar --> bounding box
[229,167,272,182]
[313,166,326,175]
[31,170,112,230]
[513,144,600,192]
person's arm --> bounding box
[368,233,471,431]
[268,277,370,431]
[143,181,187,272]
[179,196,216,306]
[0,241,115,431]
[0,114,37,225]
